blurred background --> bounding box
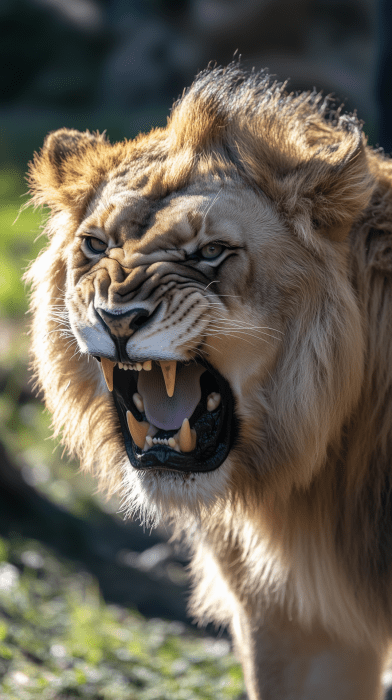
[1,1,392,698]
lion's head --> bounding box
[26,66,374,524]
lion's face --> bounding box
[27,66,374,518]
[65,174,289,479]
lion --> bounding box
[25,64,392,699]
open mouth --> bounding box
[97,357,237,473]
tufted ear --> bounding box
[28,128,109,215]
[293,116,375,242]
[235,113,375,244]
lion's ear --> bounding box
[292,117,375,243]
[28,128,108,213]
[42,128,104,173]
[237,113,375,244]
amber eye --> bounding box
[199,243,224,260]
[85,237,107,254]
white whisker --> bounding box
[204,280,220,291]
[209,319,282,332]
[200,188,223,224]
[208,333,259,348]
[209,328,281,342]
[205,293,242,299]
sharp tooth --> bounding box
[101,358,114,392]
[145,436,153,447]
[168,437,176,448]
[133,393,144,413]
[207,392,221,412]
[178,418,197,452]
[126,411,150,449]
[147,424,158,437]
[159,360,177,397]
[136,362,143,371]
[143,360,152,371]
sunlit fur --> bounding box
[26,65,392,698]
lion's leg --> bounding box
[231,606,383,700]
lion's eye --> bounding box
[84,237,107,254]
[199,243,224,260]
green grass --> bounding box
[0,164,43,318]
[0,537,244,700]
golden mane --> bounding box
[26,65,392,698]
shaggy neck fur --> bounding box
[186,174,392,654]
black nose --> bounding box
[96,307,154,363]
[97,307,152,336]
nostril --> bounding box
[129,310,150,331]
[97,305,158,339]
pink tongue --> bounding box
[137,362,205,430]
[137,363,205,431]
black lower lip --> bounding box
[112,359,237,474]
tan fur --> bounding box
[25,65,392,698]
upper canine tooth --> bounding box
[101,358,114,392]
[126,411,150,449]
[178,418,197,452]
[159,360,177,397]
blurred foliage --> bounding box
[0,165,42,318]
[0,162,100,515]
[0,0,110,107]
[0,536,244,699]
[0,161,130,521]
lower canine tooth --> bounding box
[168,437,176,448]
[126,411,150,449]
[178,418,197,452]
[101,358,114,392]
[207,392,221,411]
[147,424,158,438]
[133,393,144,413]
